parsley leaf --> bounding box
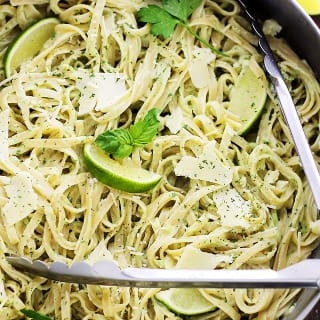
[138,5,178,39]
[162,0,201,23]
[95,108,160,158]
[21,309,52,320]
[137,0,226,56]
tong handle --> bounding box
[238,0,320,212]
[7,256,320,288]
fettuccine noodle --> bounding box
[0,0,320,319]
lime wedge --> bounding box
[155,288,216,316]
[296,0,320,15]
[3,17,59,78]
[228,65,267,135]
[83,143,161,193]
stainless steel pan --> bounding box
[251,1,320,319]
[250,0,320,79]
[6,1,320,319]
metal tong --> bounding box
[238,0,320,211]
[7,256,320,288]
[6,2,320,288]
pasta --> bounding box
[0,0,320,319]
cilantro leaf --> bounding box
[137,0,227,56]
[162,0,202,23]
[138,5,178,39]
[21,309,52,320]
[95,109,160,158]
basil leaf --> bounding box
[129,109,160,146]
[95,109,160,158]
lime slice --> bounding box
[3,17,59,78]
[228,65,267,135]
[155,288,216,316]
[83,143,161,193]
[296,0,320,15]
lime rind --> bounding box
[83,143,161,193]
[3,17,59,78]
[155,288,216,316]
[228,65,267,136]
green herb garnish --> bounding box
[137,0,226,56]
[21,309,52,320]
[95,108,160,158]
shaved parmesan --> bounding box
[86,240,118,266]
[76,71,127,116]
[165,107,183,134]
[189,47,215,89]
[174,141,232,185]
[193,47,215,64]
[176,246,232,269]
[213,188,252,228]
[189,58,210,89]
[2,172,37,225]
